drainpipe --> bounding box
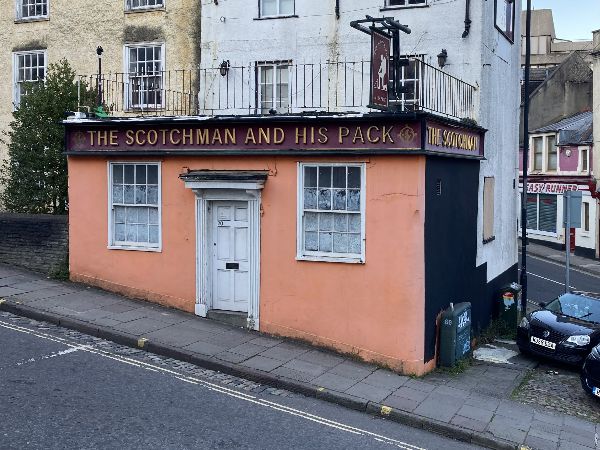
[462,0,471,38]
[335,0,340,20]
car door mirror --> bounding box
[539,302,546,308]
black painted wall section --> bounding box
[423,157,486,362]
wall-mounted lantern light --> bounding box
[437,49,448,68]
[219,60,230,77]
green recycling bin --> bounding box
[439,302,472,367]
[497,282,521,328]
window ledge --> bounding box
[483,236,496,245]
[14,16,49,23]
[254,15,298,20]
[381,4,429,11]
[108,245,161,252]
[296,255,364,264]
[125,7,166,14]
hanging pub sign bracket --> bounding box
[350,15,411,111]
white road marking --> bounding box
[13,345,90,367]
[528,272,575,289]
[0,320,426,450]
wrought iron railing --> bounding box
[198,58,477,120]
[79,70,198,116]
[81,58,477,121]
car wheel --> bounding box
[518,345,530,355]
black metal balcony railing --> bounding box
[81,58,477,121]
[79,70,198,116]
[199,58,477,120]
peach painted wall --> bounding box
[68,155,427,373]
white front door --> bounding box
[211,201,250,312]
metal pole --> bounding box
[565,191,571,293]
[96,46,104,108]
[519,0,532,315]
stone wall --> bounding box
[0,213,68,274]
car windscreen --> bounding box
[545,294,600,323]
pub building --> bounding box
[65,112,490,375]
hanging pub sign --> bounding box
[370,30,391,110]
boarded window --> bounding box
[483,177,495,242]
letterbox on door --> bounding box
[439,302,472,367]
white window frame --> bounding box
[12,50,47,108]
[579,146,590,173]
[107,161,162,252]
[257,61,291,114]
[529,133,558,173]
[296,162,366,264]
[16,0,49,20]
[259,0,295,17]
[123,42,165,110]
[124,0,164,12]
[385,0,427,8]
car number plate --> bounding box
[530,336,556,350]
[593,387,600,398]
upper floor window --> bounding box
[17,0,48,20]
[260,0,294,17]
[125,43,164,109]
[530,134,557,173]
[386,0,426,7]
[257,62,290,114]
[580,147,589,173]
[125,0,163,11]
[494,0,515,42]
[13,50,46,107]
[546,135,557,171]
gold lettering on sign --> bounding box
[339,127,350,144]
[296,127,307,145]
[160,129,168,145]
[225,128,236,144]
[245,128,256,144]
[170,129,181,145]
[366,126,380,143]
[88,130,96,146]
[197,128,209,145]
[182,128,193,145]
[110,130,118,146]
[353,127,365,144]
[135,130,146,145]
[258,128,270,144]
[382,126,394,143]
[212,129,223,145]
[125,130,135,145]
[273,128,284,144]
[318,127,328,144]
[97,131,108,146]
[147,130,158,145]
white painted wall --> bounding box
[201,0,521,282]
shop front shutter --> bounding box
[526,195,538,229]
[538,194,557,232]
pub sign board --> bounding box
[64,116,485,159]
[370,30,391,110]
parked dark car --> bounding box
[517,292,600,365]
[581,344,600,399]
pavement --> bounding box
[1,259,599,450]
[522,240,600,279]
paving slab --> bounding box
[345,381,393,403]
[113,317,170,335]
[241,355,284,372]
[381,394,420,413]
[362,369,408,390]
[312,372,358,392]
[327,360,376,381]
[413,394,464,423]
[184,341,228,357]
[450,415,488,433]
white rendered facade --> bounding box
[200,0,521,284]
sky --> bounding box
[521,0,599,41]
